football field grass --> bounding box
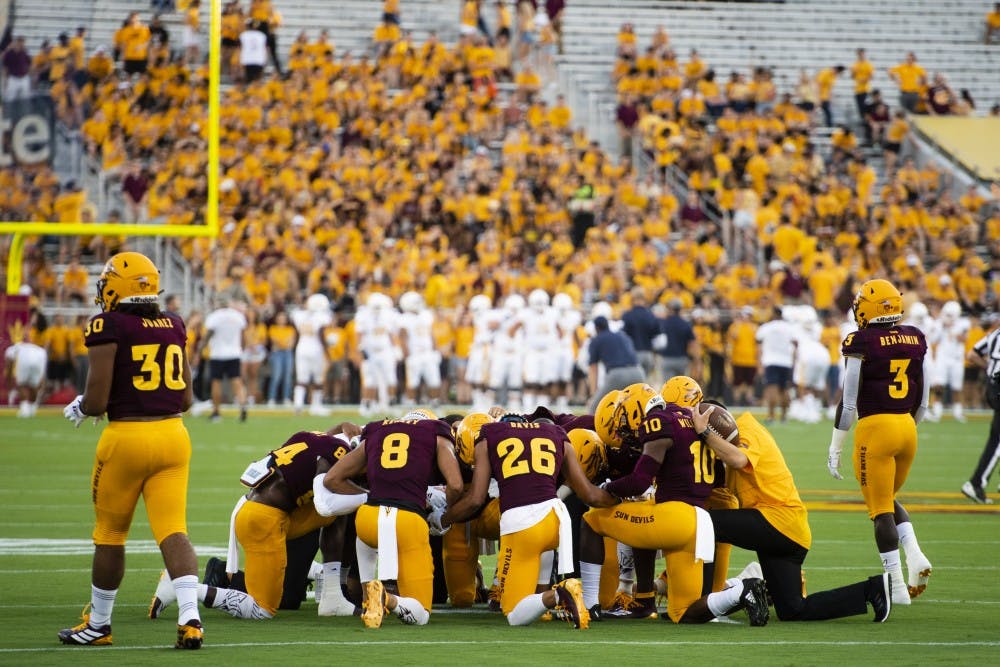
[1,410,999,665]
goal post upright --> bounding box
[2,0,223,294]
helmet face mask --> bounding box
[852,279,903,328]
[95,252,160,312]
[613,383,663,446]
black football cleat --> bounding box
[739,578,770,627]
[866,573,891,623]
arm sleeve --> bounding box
[835,356,862,431]
[913,355,932,424]
[312,474,367,517]
[604,454,660,499]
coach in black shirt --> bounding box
[622,288,661,378]
[586,316,645,412]
[962,313,1000,504]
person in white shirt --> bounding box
[355,292,401,415]
[931,301,971,422]
[787,306,830,424]
[292,294,333,416]
[518,290,560,412]
[203,300,249,421]
[239,20,268,82]
[488,294,526,411]
[4,327,47,417]
[398,291,442,406]
[465,295,497,411]
[552,292,582,412]
[756,306,799,422]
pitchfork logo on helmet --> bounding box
[661,376,703,408]
[95,251,161,312]
[852,278,903,329]
[613,383,666,446]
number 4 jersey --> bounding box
[841,324,927,417]
[84,310,189,420]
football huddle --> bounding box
[56,251,934,648]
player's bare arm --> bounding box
[441,439,491,526]
[562,440,618,507]
[436,435,465,504]
[691,404,748,469]
[80,342,117,416]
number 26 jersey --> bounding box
[841,324,927,418]
[84,311,189,420]
[483,421,566,514]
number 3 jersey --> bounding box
[84,310,188,420]
[841,324,927,418]
[639,405,713,507]
[482,421,566,514]
[362,418,454,514]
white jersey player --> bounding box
[4,332,47,417]
[488,294,525,409]
[465,294,497,411]
[904,302,942,420]
[552,292,582,412]
[518,289,561,412]
[787,306,828,424]
[292,294,333,416]
[355,292,401,415]
[398,291,442,405]
[931,300,970,422]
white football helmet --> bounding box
[909,301,929,322]
[306,293,331,313]
[591,301,613,320]
[367,292,390,310]
[552,292,574,311]
[504,294,526,312]
[941,300,961,321]
[469,294,492,313]
[528,289,550,311]
[399,291,423,313]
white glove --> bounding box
[64,395,86,428]
[427,507,450,536]
[827,450,843,480]
[425,485,448,513]
[827,428,848,481]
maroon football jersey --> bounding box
[362,418,453,514]
[268,431,350,506]
[842,324,927,418]
[638,405,714,507]
[84,311,188,420]
[483,421,567,514]
[558,413,595,432]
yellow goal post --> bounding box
[0,0,223,294]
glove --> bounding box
[827,451,843,480]
[64,395,86,428]
[827,428,848,481]
[427,507,450,536]
[425,485,448,513]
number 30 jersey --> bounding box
[84,311,188,420]
[362,418,454,514]
[841,324,927,418]
[483,421,566,514]
[639,405,713,507]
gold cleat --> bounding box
[362,580,387,628]
[175,620,203,650]
[553,579,590,630]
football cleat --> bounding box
[906,553,932,599]
[318,579,359,617]
[203,557,228,588]
[487,585,502,612]
[587,603,604,622]
[961,481,992,505]
[889,569,911,606]
[552,579,589,629]
[58,607,112,646]
[175,620,203,650]
[738,578,770,627]
[149,570,176,620]
[603,591,657,619]
[866,573,891,623]
[361,580,387,628]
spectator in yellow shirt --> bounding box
[888,52,926,113]
[986,3,1000,44]
[816,65,844,127]
[726,306,758,406]
[118,12,151,75]
[850,48,874,120]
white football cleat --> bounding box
[725,561,763,589]
[889,569,911,605]
[318,577,357,616]
[148,570,176,619]
[906,553,932,598]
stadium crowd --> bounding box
[2,1,999,419]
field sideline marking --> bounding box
[2,639,999,653]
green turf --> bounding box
[1,411,998,665]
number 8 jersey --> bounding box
[84,310,189,419]
[841,324,928,417]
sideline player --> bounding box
[58,252,204,648]
[324,409,464,627]
[827,279,933,605]
[696,403,892,622]
[4,322,47,417]
[292,294,333,416]
[442,414,618,627]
